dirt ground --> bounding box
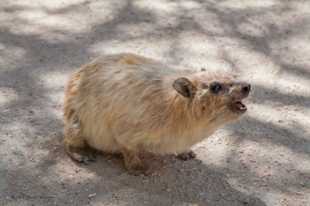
[0,0,310,206]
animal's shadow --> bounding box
[35,137,267,206]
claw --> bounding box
[66,146,97,164]
[177,151,196,161]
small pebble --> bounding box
[88,193,96,199]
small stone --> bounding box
[242,200,249,205]
[88,193,96,199]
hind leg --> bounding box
[64,117,96,164]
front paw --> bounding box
[176,151,196,161]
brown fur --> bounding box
[63,53,249,174]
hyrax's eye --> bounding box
[210,82,222,94]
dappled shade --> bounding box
[0,0,309,205]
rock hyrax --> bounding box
[63,53,251,174]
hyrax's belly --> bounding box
[147,126,216,155]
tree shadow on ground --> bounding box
[1,0,310,205]
[3,138,267,206]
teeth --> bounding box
[235,101,246,111]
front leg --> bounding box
[176,150,196,161]
[121,148,149,175]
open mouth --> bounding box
[231,100,247,113]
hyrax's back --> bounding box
[64,53,192,157]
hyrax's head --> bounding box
[172,72,251,124]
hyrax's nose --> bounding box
[241,83,251,95]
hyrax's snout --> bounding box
[229,82,251,113]
[231,82,251,98]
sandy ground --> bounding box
[0,0,310,205]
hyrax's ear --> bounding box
[173,77,197,98]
